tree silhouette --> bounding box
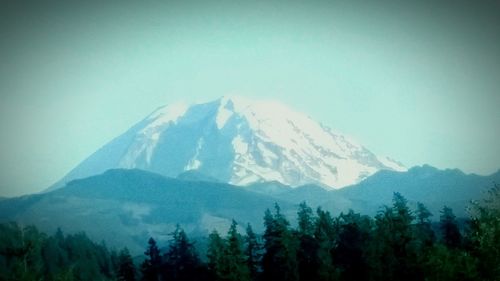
[117,248,135,281]
[141,237,161,281]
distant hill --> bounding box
[0,169,292,254]
[335,165,500,217]
[1,165,497,254]
[240,165,499,217]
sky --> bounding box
[0,0,499,197]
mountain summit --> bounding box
[52,96,405,190]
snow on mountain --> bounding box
[50,96,406,190]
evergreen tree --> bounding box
[244,223,261,281]
[141,237,161,281]
[332,211,370,281]
[64,232,104,280]
[467,184,500,280]
[371,193,419,281]
[163,225,201,281]
[424,244,478,281]
[117,248,136,281]
[297,202,315,236]
[207,221,250,281]
[440,206,462,248]
[224,220,251,281]
[207,230,226,281]
[262,204,298,281]
[415,202,435,248]
[314,207,338,281]
[296,202,320,281]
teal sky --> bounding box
[1,0,499,197]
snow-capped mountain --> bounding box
[51,96,405,190]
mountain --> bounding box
[244,165,500,218]
[1,165,496,254]
[0,169,293,254]
[335,165,500,217]
[49,96,405,191]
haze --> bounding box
[0,0,499,197]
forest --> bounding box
[0,185,499,281]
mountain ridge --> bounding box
[3,165,498,254]
[48,96,405,191]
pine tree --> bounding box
[440,206,462,248]
[371,193,418,281]
[314,207,338,281]
[296,202,320,281]
[163,225,201,281]
[415,202,435,248]
[262,204,298,281]
[141,237,161,281]
[245,223,261,281]
[207,221,250,281]
[117,248,136,281]
[224,220,251,281]
[467,184,500,280]
[207,230,226,281]
[297,202,315,236]
[332,211,370,281]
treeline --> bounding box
[1,186,499,281]
[0,222,119,280]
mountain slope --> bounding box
[1,169,292,254]
[241,165,500,218]
[1,166,496,254]
[49,96,405,191]
[335,165,500,217]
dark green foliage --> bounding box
[415,202,435,248]
[296,202,320,281]
[118,248,136,281]
[440,206,462,248]
[262,204,298,281]
[207,221,251,281]
[332,211,371,281]
[423,244,478,281]
[244,224,261,281]
[224,220,251,281]
[1,185,499,281]
[141,237,161,281]
[162,225,203,281]
[297,202,315,236]
[370,193,421,281]
[207,230,226,280]
[0,223,118,281]
[466,184,500,280]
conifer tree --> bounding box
[371,193,419,281]
[207,230,226,281]
[262,204,298,281]
[297,202,315,236]
[467,184,500,280]
[415,202,435,248]
[333,211,370,281]
[224,220,251,281]
[314,207,338,281]
[245,223,261,281]
[440,206,462,248]
[296,202,320,281]
[141,237,161,281]
[117,248,136,281]
[163,225,201,281]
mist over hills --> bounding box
[1,166,497,254]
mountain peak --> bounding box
[50,97,406,191]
